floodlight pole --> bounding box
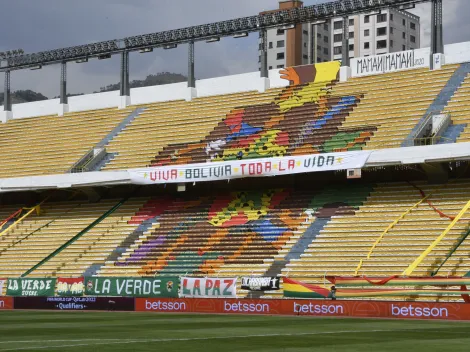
[120,51,130,97]
[342,15,350,67]
[188,41,195,88]
[431,0,443,55]
[4,71,11,112]
[260,29,268,78]
[60,62,68,105]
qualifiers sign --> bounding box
[241,277,280,291]
[136,298,470,321]
[180,277,237,298]
[6,278,56,297]
[129,151,371,185]
[351,49,430,77]
[14,296,135,311]
[84,277,178,297]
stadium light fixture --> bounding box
[233,32,249,38]
[139,47,153,53]
[206,37,221,43]
[163,44,177,50]
[30,65,42,70]
[76,58,88,63]
[311,20,326,25]
[398,4,415,10]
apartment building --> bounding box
[260,0,420,69]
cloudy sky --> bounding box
[0,0,467,97]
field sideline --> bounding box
[1,311,470,351]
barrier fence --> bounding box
[1,296,470,321]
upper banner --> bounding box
[351,49,430,77]
[6,278,56,297]
[241,277,280,291]
[84,277,179,297]
[57,277,84,296]
[180,277,237,298]
[129,151,371,185]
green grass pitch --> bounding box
[1,311,470,351]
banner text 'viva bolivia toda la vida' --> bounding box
[129,151,371,184]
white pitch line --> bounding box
[0,328,460,351]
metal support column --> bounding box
[260,29,268,78]
[188,41,195,88]
[4,71,11,112]
[120,51,130,96]
[431,0,443,55]
[60,62,67,105]
[342,15,350,67]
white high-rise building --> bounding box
[260,1,420,70]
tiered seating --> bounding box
[99,189,315,277]
[334,64,459,149]
[443,73,470,142]
[0,108,133,178]
[283,180,470,300]
[102,90,283,170]
[0,198,145,277]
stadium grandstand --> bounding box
[2,0,470,324]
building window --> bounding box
[323,47,329,55]
[410,35,416,43]
[269,66,273,70]
[402,32,406,39]
[303,54,308,59]
[334,21,343,30]
[410,22,416,30]
[377,27,387,36]
[334,46,342,55]
[304,42,307,48]
[277,40,285,48]
[390,13,394,21]
[323,23,329,31]
[390,26,394,34]
[364,15,370,24]
[259,43,262,50]
[364,29,370,36]
[317,33,321,38]
[317,57,322,62]
[364,42,370,49]
[317,45,321,50]
[349,18,354,26]
[349,44,354,51]
[303,30,308,35]
[349,31,354,38]
[390,39,394,48]
[277,64,284,69]
[377,14,387,23]
[334,33,343,42]
[268,42,273,49]
[277,29,285,35]
[403,45,406,50]
[277,52,285,60]
[324,36,328,43]
[377,40,387,49]
[402,19,406,26]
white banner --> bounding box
[351,49,430,77]
[0,279,5,295]
[180,277,237,298]
[129,151,371,185]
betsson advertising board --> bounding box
[136,298,470,321]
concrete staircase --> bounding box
[438,123,468,144]
[403,63,470,146]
